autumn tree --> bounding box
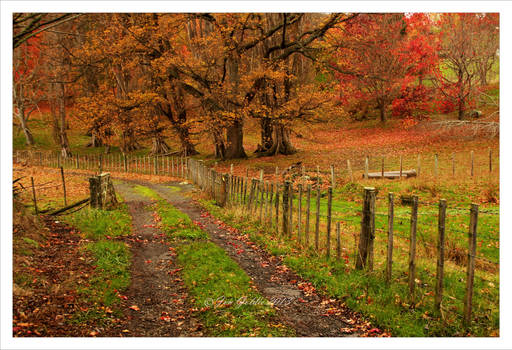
[434,13,497,119]
[329,13,438,123]
[13,38,42,146]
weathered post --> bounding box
[60,167,67,206]
[330,165,335,188]
[399,155,403,179]
[326,187,333,258]
[489,148,492,173]
[275,183,280,234]
[315,187,321,251]
[297,184,303,243]
[305,184,312,246]
[288,183,293,236]
[356,187,376,270]
[31,177,38,215]
[435,199,447,312]
[89,173,118,209]
[219,174,228,207]
[408,195,419,302]
[347,159,353,182]
[336,222,341,261]
[386,193,394,284]
[463,204,479,327]
[434,154,439,178]
[470,150,474,177]
[282,181,290,236]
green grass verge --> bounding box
[62,200,132,323]
[133,184,293,336]
[82,240,131,306]
[200,196,499,337]
[62,203,132,240]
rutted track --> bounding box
[104,183,203,337]
[125,180,376,337]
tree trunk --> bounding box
[58,83,72,158]
[120,130,140,153]
[150,134,171,155]
[255,117,274,153]
[175,124,198,156]
[212,128,226,160]
[458,99,465,120]
[16,104,35,146]
[225,119,247,159]
[86,129,104,148]
[379,103,386,123]
[258,123,297,156]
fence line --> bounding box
[13,149,499,328]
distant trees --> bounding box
[13,12,499,157]
[330,13,439,123]
[435,13,499,120]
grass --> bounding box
[63,203,132,240]
[62,197,132,322]
[133,184,294,336]
[198,186,499,337]
[81,240,131,306]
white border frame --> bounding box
[1,1,510,349]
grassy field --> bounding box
[198,182,499,336]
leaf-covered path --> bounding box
[104,183,203,336]
[122,180,378,337]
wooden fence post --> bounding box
[399,156,403,179]
[356,187,376,270]
[305,184,311,246]
[330,165,335,188]
[386,192,394,284]
[470,150,474,177]
[347,159,353,182]
[326,187,333,258]
[336,222,341,261]
[297,184,303,243]
[248,179,257,212]
[31,177,38,215]
[288,183,293,236]
[408,195,419,302]
[315,186,321,251]
[489,148,492,173]
[435,199,447,313]
[219,174,227,207]
[463,203,479,326]
[275,183,280,234]
[60,167,67,206]
[434,154,439,178]
[417,154,421,177]
[282,181,290,236]
[259,180,264,223]
[264,182,270,225]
